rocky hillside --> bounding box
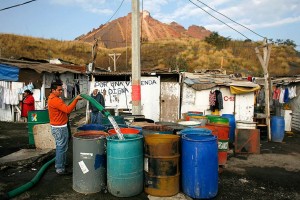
[75,11,211,48]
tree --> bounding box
[283,39,296,48]
[204,32,231,49]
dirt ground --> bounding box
[0,108,299,200]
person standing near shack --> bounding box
[89,88,105,124]
[21,89,35,121]
[48,81,82,175]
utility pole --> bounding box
[131,0,141,115]
[255,39,272,141]
[221,56,224,68]
[109,53,121,72]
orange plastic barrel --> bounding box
[144,134,180,197]
[199,123,229,165]
[108,128,140,136]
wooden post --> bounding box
[255,39,272,141]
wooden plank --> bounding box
[160,82,180,122]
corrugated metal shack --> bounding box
[90,69,260,123]
[255,76,300,132]
[181,72,260,121]
[0,58,88,122]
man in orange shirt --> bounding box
[48,81,83,175]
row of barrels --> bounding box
[73,125,219,199]
[185,112,286,142]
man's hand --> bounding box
[75,95,83,100]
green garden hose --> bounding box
[6,157,55,199]
[79,94,111,117]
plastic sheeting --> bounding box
[0,64,19,81]
[230,85,261,94]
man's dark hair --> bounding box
[51,80,62,91]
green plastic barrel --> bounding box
[107,134,144,197]
[206,115,220,123]
[27,110,50,145]
[209,116,229,125]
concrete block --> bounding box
[33,123,56,149]
[0,149,54,167]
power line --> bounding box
[93,0,125,40]
[195,0,265,39]
[188,0,251,40]
[0,0,37,12]
[104,0,125,26]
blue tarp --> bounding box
[0,64,19,81]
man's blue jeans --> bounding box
[91,112,103,124]
[51,126,69,171]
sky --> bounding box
[0,0,300,50]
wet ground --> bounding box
[0,108,299,200]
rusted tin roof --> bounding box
[0,58,84,74]
[183,72,259,90]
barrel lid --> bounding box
[177,121,201,126]
[106,134,143,141]
[73,131,108,140]
[179,128,212,135]
[182,134,217,142]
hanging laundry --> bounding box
[272,87,280,100]
[3,88,10,104]
[209,90,216,112]
[62,82,68,98]
[288,86,297,99]
[279,88,285,103]
[0,86,4,107]
[9,89,19,105]
[283,87,289,103]
[215,90,223,110]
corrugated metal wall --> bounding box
[291,112,300,132]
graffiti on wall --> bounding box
[92,79,158,108]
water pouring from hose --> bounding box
[79,94,124,140]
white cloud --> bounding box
[50,0,113,15]
[146,0,300,30]
[143,0,169,12]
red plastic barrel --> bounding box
[108,128,140,136]
[198,123,229,165]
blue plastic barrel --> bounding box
[222,114,236,143]
[106,134,144,197]
[181,134,218,199]
[271,116,285,142]
[77,124,107,132]
[179,128,212,136]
